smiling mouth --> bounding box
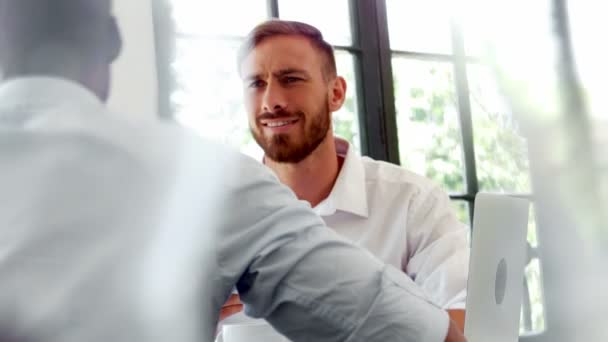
[261,117,300,128]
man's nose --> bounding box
[262,82,287,113]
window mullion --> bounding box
[151,0,175,119]
[350,0,399,163]
[267,0,279,18]
[375,0,400,164]
[450,19,479,220]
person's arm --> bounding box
[219,297,467,338]
[446,318,467,341]
[213,155,456,342]
[404,185,470,332]
[219,294,244,322]
[448,309,466,332]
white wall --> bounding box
[108,0,158,119]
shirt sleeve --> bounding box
[213,155,450,342]
[404,185,470,310]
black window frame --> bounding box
[151,0,537,229]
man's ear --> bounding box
[106,16,122,63]
[328,76,347,112]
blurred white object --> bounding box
[0,77,452,342]
[218,322,289,342]
[464,194,530,342]
[467,0,608,340]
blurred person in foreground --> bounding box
[0,1,465,341]
[222,20,469,332]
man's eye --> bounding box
[284,77,301,84]
[249,80,266,88]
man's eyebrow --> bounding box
[273,68,311,78]
[243,73,263,83]
[243,69,311,82]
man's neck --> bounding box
[265,135,341,208]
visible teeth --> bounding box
[267,120,293,127]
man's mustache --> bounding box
[257,109,303,121]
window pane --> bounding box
[468,64,531,193]
[171,0,267,37]
[392,58,466,193]
[527,203,538,248]
[520,258,546,334]
[457,2,492,58]
[386,0,453,54]
[569,1,608,121]
[520,202,545,334]
[461,19,486,58]
[451,200,470,226]
[334,51,361,153]
[172,38,262,159]
[279,0,352,46]
[567,2,608,244]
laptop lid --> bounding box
[464,193,530,342]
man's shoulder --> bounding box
[92,113,251,165]
[95,114,285,203]
[359,156,439,194]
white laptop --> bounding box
[464,193,530,342]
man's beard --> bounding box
[251,102,331,164]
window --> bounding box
[167,1,266,158]
[392,59,465,194]
[568,0,608,194]
[385,0,542,333]
[158,0,544,334]
[521,205,545,332]
[164,0,360,158]
[468,64,531,193]
[387,0,452,54]
[278,0,361,153]
[279,0,352,46]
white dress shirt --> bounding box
[315,138,469,309]
[220,137,469,341]
[0,77,450,342]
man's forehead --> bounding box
[241,36,322,77]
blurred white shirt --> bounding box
[0,77,449,342]
[315,138,469,309]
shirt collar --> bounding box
[314,137,369,218]
[0,76,104,126]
